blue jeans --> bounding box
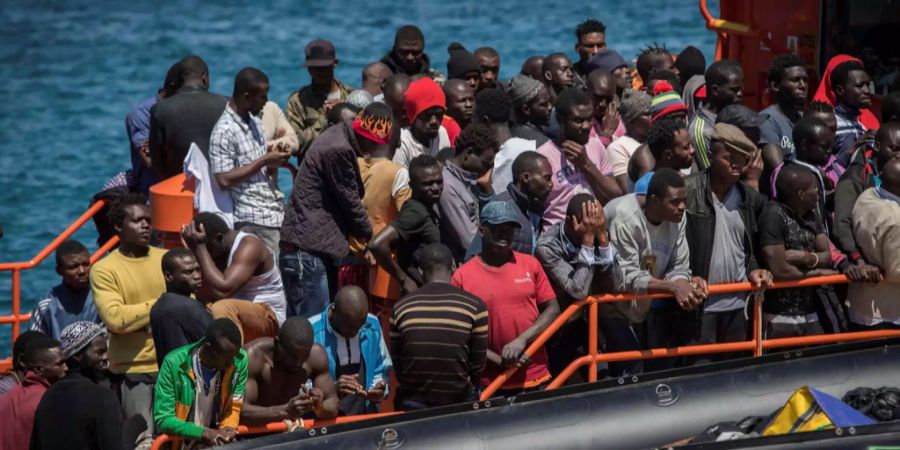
[280,249,330,318]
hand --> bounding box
[561,140,590,169]
[365,381,386,402]
[220,428,238,443]
[569,205,595,247]
[285,391,319,417]
[748,269,774,290]
[335,374,365,398]
[476,168,493,194]
[400,277,418,295]
[364,250,376,266]
[601,102,620,137]
[180,221,207,250]
[323,98,341,112]
[501,337,528,368]
[139,141,152,168]
[742,149,764,182]
[486,350,503,367]
[582,200,607,241]
[854,129,877,150]
[200,428,231,447]
[669,279,698,311]
[264,143,291,165]
[844,261,883,283]
[690,276,708,304]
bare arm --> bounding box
[214,151,287,189]
[369,226,419,292]
[183,223,263,299]
[239,350,291,426]
[762,244,807,280]
[308,345,339,419]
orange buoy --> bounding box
[148,173,195,248]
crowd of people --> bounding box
[3,18,900,450]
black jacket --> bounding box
[833,148,875,263]
[684,172,767,280]
[281,122,372,260]
[149,87,227,178]
[380,51,443,80]
[31,372,123,450]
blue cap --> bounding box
[586,49,628,74]
[480,201,521,226]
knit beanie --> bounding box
[619,89,652,123]
[585,49,629,74]
[650,80,688,123]
[508,74,544,109]
[405,77,446,123]
[446,43,482,80]
[60,321,107,359]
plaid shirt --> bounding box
[209,104,284,228]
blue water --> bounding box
[0,0,717,355]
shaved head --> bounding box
[331,286,369,338]
[278,317,314,348]
[362,61,393,95]
[881,157,900,197]
[521,56,546,80]
[443,78,469,96]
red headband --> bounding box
[352,113,392,145]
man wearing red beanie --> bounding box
[393,77,450,168]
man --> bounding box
[790,116,844,226]
[585,70,626,171]
[543,53,575,104]
[31,322,122,450]
[0,335,66,450]
[607,90,652,192]
[452,201,560,395]
[30,240,101,339]
[380,25,444,81]
[883,91,900,123]
[150,248,213,367]
[830,60,875,167]
[442,79,475,145]
[760,163,838,338]
[91,193,166,450]
[537,87,621,229]
[154,319,247,449]
[390,243,488,410]
[649,80,689,124]
[125,61,182,194]
[383,74,412,127]
[440,124,498,260]
[690,59,744,170]
[182,212,286,341]
[370,155,444,295]
[535,194,616,376]
[760,54,809,161]
[635,115,698,194]
[684,124,773,353]
[834,123,900,278]
[520,56,546,81]
[309,286,393,415]
[573,18,608,79]
[636,45,676,90]
[281,103,391,317]
[0,331,44,395]
[476,88,537,193]
[209,67,289,254]
[848,158,900,330]
[241,317,339,425]
[393,77,450,168]
[362,61,393,98]
[675,46,706,89]
[474,47,502,91]
[446,43,482,92]
[149,55,227,179]
[604,169,705,375]
[509,74,552,148]
[286,39,353,153]
[585,49,632,95]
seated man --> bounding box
[309,286,393,415]
[370,155,444,295]
[242,317,339,425]
[150,248,213,367]
[31,240,101,339]
[848,158,900,330]
[390,243,488,410]
[0,334,66,450]
[182,212,286,343]
[604,168,706,375]
[154,319,247,449]
[32,322,122,450]
[536,194,616,377]
[452,201,560,396]
[760,163,837,338]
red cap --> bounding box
[404,78,446,124]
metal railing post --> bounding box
[11,270,21,340]
[588,301,598,382]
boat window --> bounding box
[822,0,900,94]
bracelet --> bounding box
[806,252,819,269]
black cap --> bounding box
[305,39,336,67]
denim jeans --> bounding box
[280,249,331,318]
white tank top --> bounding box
[228,232,286,324]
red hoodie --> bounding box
[813,54,880,130]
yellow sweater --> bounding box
[91,247,167,374]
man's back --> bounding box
[0,372,49,450]
[349,158,410,254]
[150,87,227,178]
[31,372,123,450]
[848,188,900,325]
[390,282,487,406]
[150,292,213,367]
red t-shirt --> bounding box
[451,252,556,388]
[442,116,461,146]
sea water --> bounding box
[0,0,717,354]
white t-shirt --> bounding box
[491,137,537,194]
[393,126,451,168]
[606,135,642,177]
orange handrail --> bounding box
[480,274,900,400]
[0,200,115,370]
[149,412,402,450]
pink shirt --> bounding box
[537,121,619,229]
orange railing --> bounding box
[698,0,782,61]
[480,274,900,399]
[0,200,117,370]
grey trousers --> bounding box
[116,374,156,450]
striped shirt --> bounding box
[688,105,717,171]
[390,281,488,407]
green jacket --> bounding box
[285,79,353,153]
[153,340,248,445]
